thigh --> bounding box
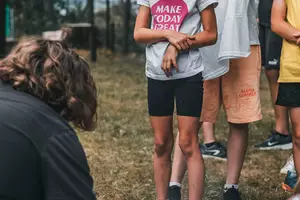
[290,107,300,137]
[200,77,221,123]
[148,78,174,117]
[175,73,203,118]
[151,116,174,145]
[222,46,262,124]
[265,30,283,70]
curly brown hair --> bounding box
[0,38,97,131]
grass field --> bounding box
[78,52,293,200]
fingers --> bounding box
[174,43,182,51]
[293,32,300,38]
[183,40,190,49]
[162,59,171,77]
[166,60,171,74]
[171,56,178,72]
[187,38,193,47]
[188,35,196,40]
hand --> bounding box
[187,36,196,47]
[162,44,178,77]
[293,32,300,45]
[165,30,194,51]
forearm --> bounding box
[272,20,300,44]
[188,31,217,49]
[134,28,168,44]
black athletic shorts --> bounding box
[259,24,283,70]
[148,73,203,117]
[276,83,300,107]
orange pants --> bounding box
[201,46,262,124]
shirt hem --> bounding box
[227,113,263,124]
[219,52,251,60]
[203,67,229,80]
[146,67,204,81]
[278,78,300,83]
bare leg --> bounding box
[226,123,249,184]
[170,132,187,184]
[178,116,204,200]
[265,69,289,134]
[290,108,300,176]
[203,122,216,144]
[151,116,174,200]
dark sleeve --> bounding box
[42,132,96,200]
[0,131,40,200]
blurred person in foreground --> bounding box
[255,0,295,179]
[271,0,300,194]
[288,179,300,200]
[0,38,97,200]
[254,0,292,151]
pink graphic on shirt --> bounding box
[151,0,188,32]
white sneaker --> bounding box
[281,155,296,174]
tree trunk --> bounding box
[105,0,110,49]
[88,0,96,62]
[123,0,131,55]
[0,0,6,57]
[44,0,56,29]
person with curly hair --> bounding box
[0,38,98,200]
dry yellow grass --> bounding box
[77,52,292,200]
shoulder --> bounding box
[0,87,73,152]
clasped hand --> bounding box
[293,32,300,46]
[161,31,195,77]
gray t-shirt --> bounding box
[137,0,218,80]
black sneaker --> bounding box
[168,185,181,200]
[254,131,292,150]
[200,142,227,161]
[223,187,242,200]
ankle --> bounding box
[204,141,217,148]
[169,182,182,188]
[224,184,239,192]
[275,129,289,135]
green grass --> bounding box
[78,52,292,200]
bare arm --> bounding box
[187,5,218,49]
[134,6,168,44]
[133,6,191,50]
[271,0,300,44]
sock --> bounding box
[204,141,216,148]
[275,131,289,137]
[169,182,181,188]
[224,184,238,193]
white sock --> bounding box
[169,182,182,188]
[224,184,239,192]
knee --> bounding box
[179,134,195,158]
[293,131,300,147]
[265,69,279,81]
[154,138,173,158]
